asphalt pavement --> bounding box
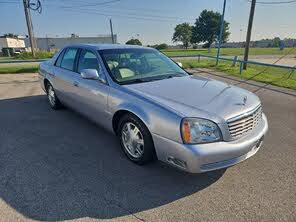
[0,70,295,222]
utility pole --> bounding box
[109,18,115,44]
[243,0,256,69]
[216,0,227,66]
[23,0,36,56]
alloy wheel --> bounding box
[121,122,145,158]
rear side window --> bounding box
[55,49,65,67]
[78,50,100,73]
[60,48,78,71]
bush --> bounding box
[126,39,142,46]
[155,43,168,50]
[15,50,55,60]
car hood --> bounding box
[124,75,261,122]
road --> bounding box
[0,71,295,222]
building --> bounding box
[25,35,117,52]
[0,36,26,56]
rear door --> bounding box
[53,47,80,107]
[74,49,110,127]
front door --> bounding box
[74,49,110,127]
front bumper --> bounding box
[152,113,268,173]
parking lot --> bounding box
[0,70,295,222]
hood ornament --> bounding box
[235,96,248,106]
[243,96,248,106]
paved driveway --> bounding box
[0,71,295,222]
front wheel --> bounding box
[117,114,156,165]
[46,83,62,110]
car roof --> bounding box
[67,43,153,51]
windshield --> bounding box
[99,48,188,84]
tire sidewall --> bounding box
[46,83,60,109]
[117,114,155,165]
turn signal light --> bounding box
[182,121,191,143]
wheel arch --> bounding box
[43,78,53,91]
[112,107,151,136]
[112,108,158,160]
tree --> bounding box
[3,33,18,38]
[172,23,192,49]
[126,38,142,46]
[155,43,168,50]
[273,37,281,47]
[191,10,230,48]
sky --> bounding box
[0,0,295,45]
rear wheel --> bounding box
[117,114,155,165]
[46,83,62,110]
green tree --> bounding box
[126,38,142,46]
[273,37,281,47]
[155,43,168,50]
[172,23,192,49]
[191,10,230,48]
[3,33,18,38]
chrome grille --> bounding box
[227,105,262,139]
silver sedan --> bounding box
[39,44,268,173]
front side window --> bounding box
[99,48,188,84]
[78,50,100,73]
[60,48,78,71]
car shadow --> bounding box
[0,95,225,221]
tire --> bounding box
[117,113,156,165]
[46,82,62,110]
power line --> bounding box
[27,0,42,13]
[247,0,296,4]
[43,1,192,21]
[61,0,120,9]
[61,8,192,23]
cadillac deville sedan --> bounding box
[39,44,268,173]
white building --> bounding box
[25,35,117,52]
[0,37,25,49]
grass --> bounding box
[0,48,295,90]
[176,59,296,90]
[0,64,39,74]
[162,47,296,57]
[0,51,55,61]
[0,47,295,60]
[14,50,55,60]
[0,56,11,60]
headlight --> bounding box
[181,118,222,144]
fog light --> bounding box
[167,156,187,169]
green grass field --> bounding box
[1,47,295,61]
[0,57,12,60]
[0,47,295,90]
[0,64,38,74]
[176,59,296,90]
[162,47,296,57]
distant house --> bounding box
[24,35,117,52]
[254,40,273,48]
[0,36,26,56]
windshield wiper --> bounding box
[121,78,154,85]
[162,71,187,77]
[120,72,186,85]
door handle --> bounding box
[73,81,79,87]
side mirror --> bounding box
[80,69,107,84]
[81,69,99,80]
[176,62,183,68]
